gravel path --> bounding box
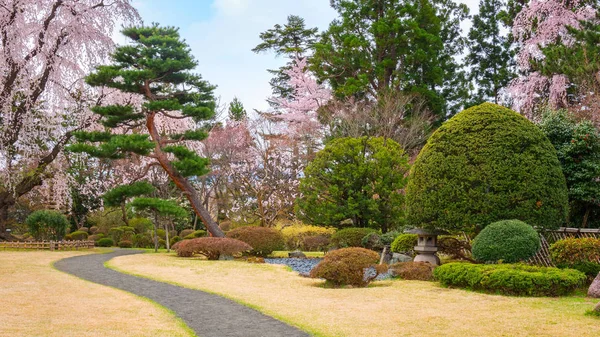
[55,249,309,337]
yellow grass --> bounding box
[109,253,600,337]
[0,251,195,337]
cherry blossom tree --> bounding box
[506,0,595,117]
[0,0,139,236]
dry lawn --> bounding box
[109,253,600,337]
[0,251,194,337]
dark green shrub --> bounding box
[77,227,89,233]
[226,227,284,257]
[434,263,586,296]
[550,237,600,277]
[406,103,568,234]
[129,217,153,234]
[330,228,378,248]
[472,220,540,263]
[389,262,435,281]
[310,247,382,287]
[183,230,206,240]
[390,234,418,254]
[132,233,153,248]
[64,234,73,241]
[296,137,410,233]
[109,226,135,243]
[25,210,70,241]
[170,236,182,247]
[118,240,133,248]
[97,238,114,247]
[70,231,89,241]
[157,229,166,240]
[158,239,166,248]
[174,238,252,259]
[361,231,400,251]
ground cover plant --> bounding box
[434,262,587,296]
[0,251,193,337]
[109,253,600,337]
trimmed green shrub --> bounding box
[64,234,73,241]
[170,235,182,247]
[174,238,252,259]
[88,234,105,242]
[109,226,135,243]
[25,210,70,241]
[406,103,568,234]
[118,240,133,248]
[226,227,284,257]
[389,262,435,281]
[157,229,166,240]
[132,233,153,248]
[77,227,89,233]
[390,234,418,254]
[434,263,586,296]
[97,238,114,247]
[472,220,540,263]
[280,224,336,250]
[179,229,195,238]
[310,247,382,287]
[296,137,410,232]
[183,230,206,240]
[330,227,378,248]
[158,239,166,248]
[89,226,99,234]
[69,231,89,241]
[550,237,600,277]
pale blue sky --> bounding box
[131,0,478,115]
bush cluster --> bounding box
[390,234,418,254]
[389,262,435,281]
[280,224,335,251]
[471,220,540,263]
[118,240,133,248]
[226,226,284,257]
[406,103,568,234]
[310,247,382,287]
[330,227,378,248]
[97,238,114,247]
[69,230,89,241]
[550,237,600,277]
[174,237,252,260]
[434,263,586,296]
[132,234,153,248]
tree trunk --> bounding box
[120,203,129,226]
[153,212,159,253]
[165,221,170,253]
[146,113,224,237]
[583,206,591,228]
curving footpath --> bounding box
[55,249,309,337]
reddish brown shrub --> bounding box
[302,235,330,251]
[310,247,380,287]
[226,226,284,257]
[174,237,252,260]
[389,262,435,281]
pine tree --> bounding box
[68,25,225,237]
[466,0,516,105]
[310,0,469,119]
[252,15,319,102]
[228,97,247,121]
[103,181,156,226]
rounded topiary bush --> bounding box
[390,234,418,254]
[25,210,70,241]
[226,227,284,257]
[70,230,89,241]
[179,229,195,238]
[330,227,378,248]
[406,103,568,234]
[183,230,206,240]
[97,238,114,247]
[471,220,540,263]
[310,247,382,287]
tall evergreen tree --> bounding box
[252,15,319,102]
[228,97,247,121]
[466,0,516,105]
[310,0,469,120]
[68,25,225,237]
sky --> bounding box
[131,0,480,115]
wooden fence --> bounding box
[529,228,600,267]
[0,240,95,251]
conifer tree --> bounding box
[252,15,319,101]
[103,181,156,226]
[228,97,247,121]
[69,25,225,237]
[466,0,516,105]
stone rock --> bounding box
[218,254,234,261]
[588,272,600,298]
[594,302,600,314]
[288,251,307,258]
[390,253,413,264]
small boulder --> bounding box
[289,250,307,258]
[589,272,600,298]
[595,302,600,314]
[390,253,413,264]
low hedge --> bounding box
[69,230,89,241]
[174,237,252,259]
[330,227,378,248]
[550,237,600,278]
[183,230,206,240]
[97,238,114,247]
[434,262,586,297]
[390,234,418,254]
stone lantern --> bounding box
[406,228,448,266]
